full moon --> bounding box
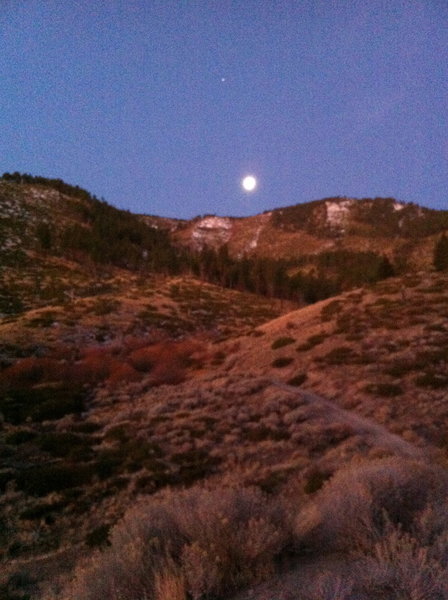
[242,175,257,192]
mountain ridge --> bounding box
[146,195,448,267]
[2,174,447,317]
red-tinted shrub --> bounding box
[0,357,67,389]
[128,346,158,372]
[106,362,141,386]
[68,349,113,385]
[128,339,204,385]
[149,360,186,386]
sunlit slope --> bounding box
[221,271,448,447]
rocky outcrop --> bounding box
[191,216,233,249]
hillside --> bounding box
[1,174,448,599]
[155,196,448,270]
[227,270,448,447]
[2,175,447,314]
[0,176,185,317]
[2,269,448,599]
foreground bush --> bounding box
[296,457,448,554]
[356,527,448,599]
[303,525,448,599]
[56,457,448,600]
[294,458,448,599]
[60,485,292,600]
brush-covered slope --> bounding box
[2,270,447,599]
[166,196,448,269]
[224,270,448,446]
[0,175,182,316]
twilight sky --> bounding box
[1,1,447,218]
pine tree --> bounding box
[434,234,448,271]
[377,255,395,279]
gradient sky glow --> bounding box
[1,0,447,218]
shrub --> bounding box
[0,445,15,459]
[356,528,448,599]
[69,349,113,384]
[135,472,173,493]
[414,372,448,389]
[306,574,354,600]
[0,386,85,424]
[62,485,292,600]
[296,333,327,351]
[153,561,186,600]
[287,373,307,386]
[295,458,448,555]
[416,347,448,365]
[318,346,359,365]
[244,426,290,442]
[26,311,59,328]
[128,340,203,386]
[210,350,225,365]
[19,501,66,521]
[363,382,403,397]
[106,362,141,386]
[91,298,120,316]
[104,424,130,442]
[32,392,85,422]
[0,357,59,389]
[272,357,294,368]
[170,449,221,486]
[0,470,15,492]
[70,421,102,434]
[93,455,123,480]
[85,524,111,548]
[15,463,95,496]
[271,337,295,350]
[320,300,341,321]
[251,329,265,337]
[304,469,330,495]
[94,439,164,480]
[127,346,157,372]
[5,429,36,445]
[384,360,415,377]
[36,432,93,459]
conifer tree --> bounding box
[434,233,448,271]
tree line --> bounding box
[187,246,395,304]
[2,171,96,203]
[3,173,446,305]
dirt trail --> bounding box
[231,381,430,600]
[272,380,427,460]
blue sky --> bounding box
[1,0,447,218]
